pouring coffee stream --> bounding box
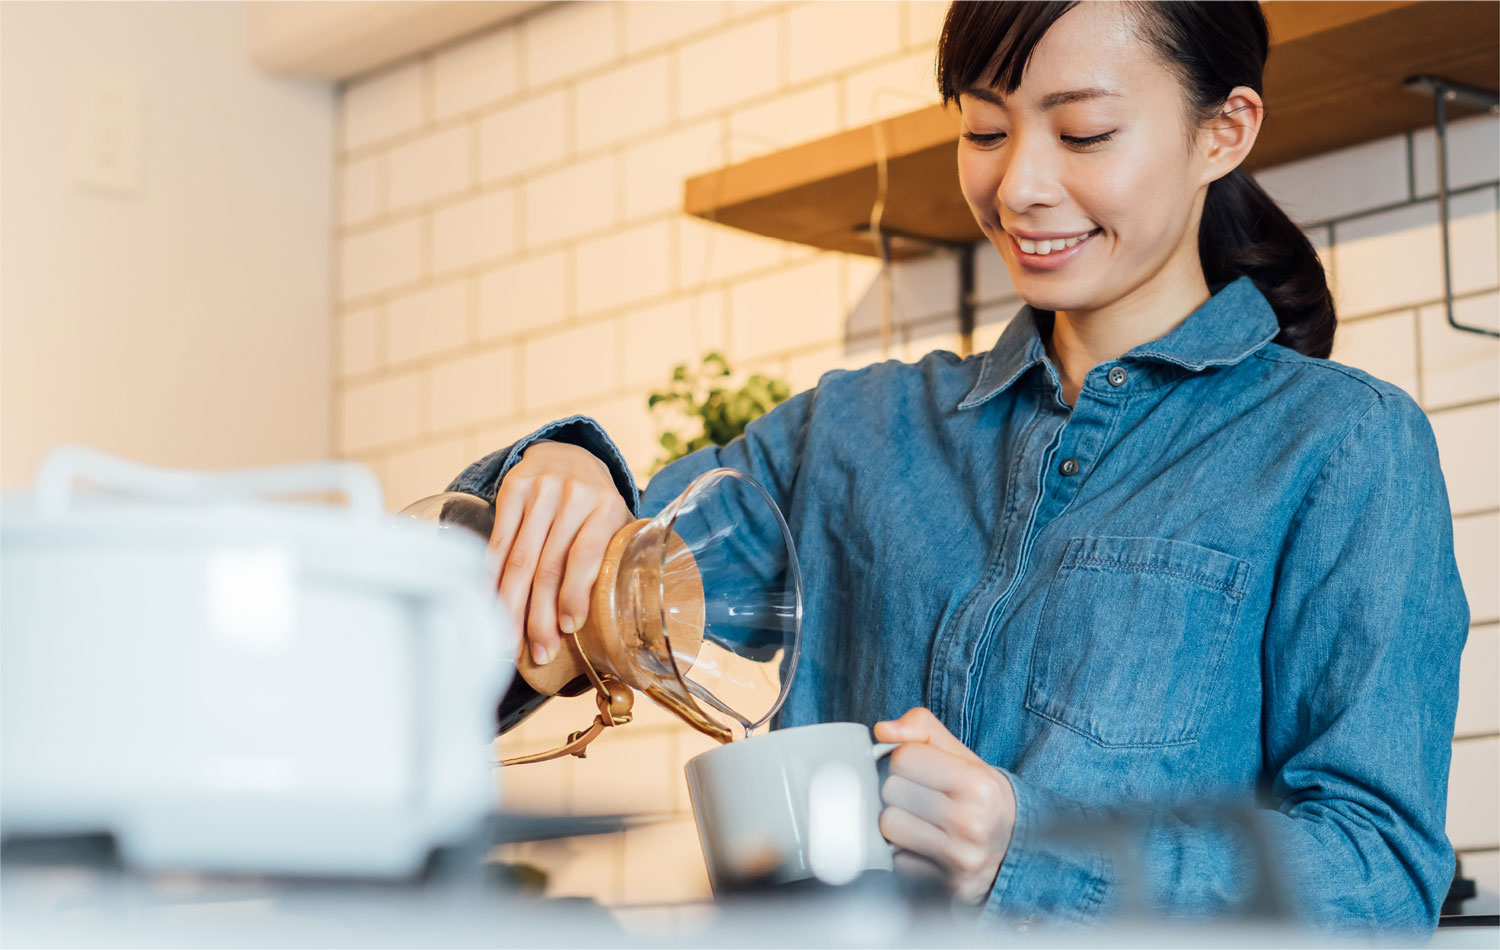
[400,468,803,764]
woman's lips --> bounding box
[1008,228,1101,271]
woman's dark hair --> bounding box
[936,1,1336,359]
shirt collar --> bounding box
[958,274,1281,411]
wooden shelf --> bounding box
[683,0,1499,259]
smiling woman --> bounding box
[446,1,1469,938]
[941,1,1333,407]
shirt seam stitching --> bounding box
[1252,350,1391,399]
[1286,391,1388,535]
[1059,559,1246,597]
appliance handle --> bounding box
[34,444,386,521]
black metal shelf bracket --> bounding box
[852,225,981,356]
[1403,75,1500,338]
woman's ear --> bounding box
[1201,85,1264,186]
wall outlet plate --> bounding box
[71,66,143,196]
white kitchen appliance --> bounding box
[0,445,514,878]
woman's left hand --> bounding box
[873,707,1018,904]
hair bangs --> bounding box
[936,1,1080,107]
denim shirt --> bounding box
[449,275,1469,935]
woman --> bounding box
[447,1,1468,935]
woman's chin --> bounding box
[1000,247,1108,314]
[1008,268,1080,306]
[1011,282,1090,315]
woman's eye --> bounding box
[1063,131,1116,149]
[961,131,1006,147]
[961,130,1117,149]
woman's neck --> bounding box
[1043,266,1212,407]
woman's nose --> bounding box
[997,132,1064,214]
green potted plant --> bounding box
[646,352,792,475]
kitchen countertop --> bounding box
[5,864,1496,949]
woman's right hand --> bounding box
[489,440,632,666]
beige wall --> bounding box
[330,0,1499,931]
[0,1,335,487]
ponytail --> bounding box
[1201,168,1337,358]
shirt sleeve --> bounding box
[982,390,1470,937]
[445,385,820,522]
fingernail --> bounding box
[559,615,575,635]
[531,642,550,666]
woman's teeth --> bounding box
[1018,229,1098,254]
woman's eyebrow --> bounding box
[961,86,1121,110]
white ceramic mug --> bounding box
[684,722,897,894]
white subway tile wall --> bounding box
[902,0,948,51]
[728,255,845,360]
[385,281,470,366]
[841,49,942,129]
[574,218,674,314]
[1420,293,1499,409]
[725,79,840,163]
[339,218,423,302]
[339,304,381,378]
[676,15,781,121]
[428,345,518,435]
[342,61,424,151]
[478,250,571,340]
[1254,135,1410,225]
[574,53,674,152]
[341,154,382,227]
[523,0,621,90]
[334,0,1500,916]
[619,292,727,389]
[1413,118,1500,198]
[522,319,620,411]
[1431,402,1500,518]
[432,26,521,120]
[432,187,519,274]
[1326,309,1420,404]
[523,153,617,248]
[386,125,474,212]
[679,215,783,287]
[480,91,570,182]
[623,0,727,57]
[1454,513,1500,626]
[785,1,903,85]
[383,436,472,513]
[621,117,726,220]
[1456,625,1499,741]
[338,370,424,455]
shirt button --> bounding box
[1059,457,1080,476]
[1107,366,1128,387]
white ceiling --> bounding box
[246,1,548,82]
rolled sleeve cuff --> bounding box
[979,768,1113,933]
[445,414,641,515]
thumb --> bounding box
[874,707,981,761]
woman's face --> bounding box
[956,3,1213,314]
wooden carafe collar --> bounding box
[502,519,730,766]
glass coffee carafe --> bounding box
[400,468,802,764]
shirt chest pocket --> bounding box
[1025,535,1251,748]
